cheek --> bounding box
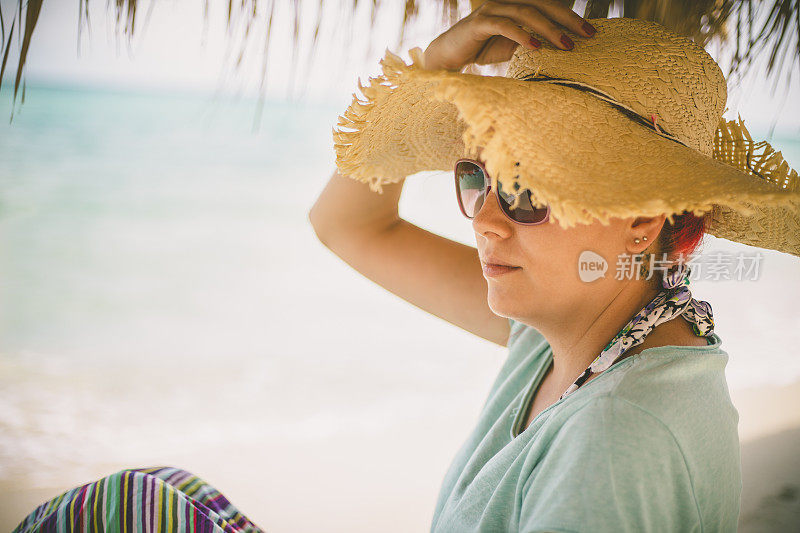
[531,235,610,290]
[546,257,584,293]
[509,223,625,308]
[515,222,619,284]
[571,230,627,287]
[519,249,580,293]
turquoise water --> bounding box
[0,83,344,358]
[0,82,799,494]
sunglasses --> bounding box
[454,158,551,225]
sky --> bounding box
[1,0,799,136]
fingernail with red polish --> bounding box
[560,34,574,50]
[529,36,541,48]
[582,22,596,36]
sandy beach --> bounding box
[732,381,800,530]
[2,376,798,532]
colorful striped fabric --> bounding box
[13,466,265,532]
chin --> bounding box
[486,290,518,318]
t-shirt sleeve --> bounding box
[518,396,702,533]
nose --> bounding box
[472,179,513,238]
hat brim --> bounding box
[334,49,800,257]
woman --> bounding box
[13,2,799,532]
[319,3,797,532]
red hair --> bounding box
[658,210,709,262]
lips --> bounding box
[484,261,518,268]
[480,253,521,279]
[481,255,520,268]
[482,263,521,277]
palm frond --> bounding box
[1,0,42,122]
[0,0,797,133]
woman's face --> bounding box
[472,177,663,325]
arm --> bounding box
[310,2,597,347]
[308,168,510,346]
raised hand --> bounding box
[422,0,596,71]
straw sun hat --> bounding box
[332,17,800,258]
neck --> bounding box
[532,280,662,391]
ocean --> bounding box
[0,82,799,529]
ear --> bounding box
[626,214,666,254]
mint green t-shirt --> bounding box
[430,318,742,532]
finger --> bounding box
[525,0,596,38]
[485,0,595,47]
[474,35,521,65]
[480,1,580,50]
[475,15,544,51]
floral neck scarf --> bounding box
[560,262,715,400]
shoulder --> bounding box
[565,333,739,450]
[607,341,742,529]
[527,395,693,482]
[519,395,703,532]
[519,341,743,532]
[609,336,740,449]
[594,339,742,499]
[537,394,690,459]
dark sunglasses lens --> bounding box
[455,160,549,224]
[455,161,487,218]
[496,181,550,224]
